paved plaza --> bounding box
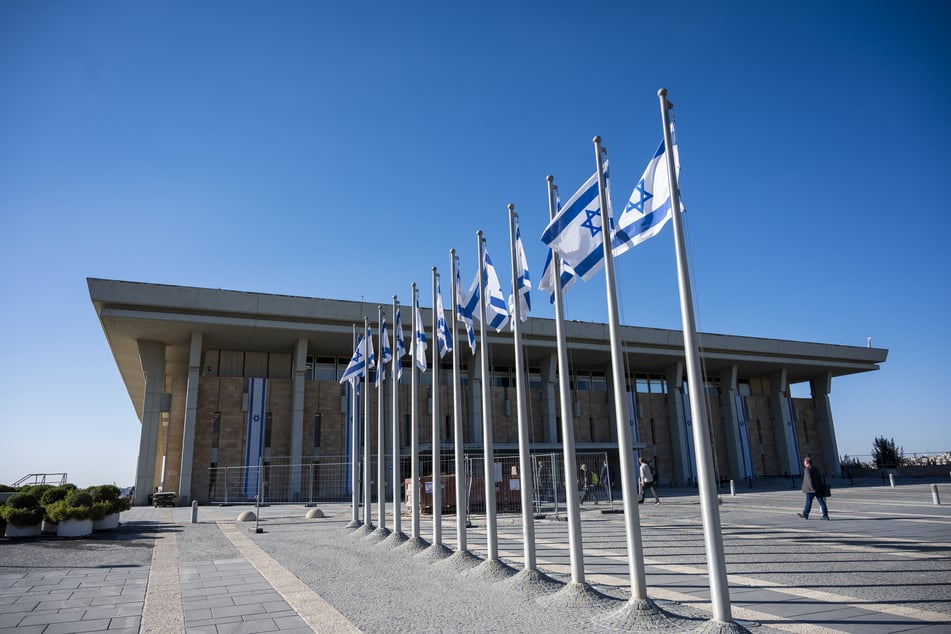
[1,480,950,633]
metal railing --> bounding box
[13,473,68,487]
[205,451,614,513]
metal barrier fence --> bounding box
[206,451,613,513]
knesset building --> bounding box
[89,278,887,507]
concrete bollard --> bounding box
[932,484,941,505]
[889,473,896,487]
[191,500,198,523]
[730,479,736,496]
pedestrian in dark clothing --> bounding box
[579,463,595,505]
[798,456,829,520]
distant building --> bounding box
[89,278,887,507]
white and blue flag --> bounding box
[455,263,477,354]
[394,307,406,380]
[538,249,579,303]
[339,329,374,384]
[514,218,531,321]
[411,296,428,372]
[612,130,680,257]
[376,316,391,386]
[540,160,610,282]
[482,247,510,332]
[435,276,452,358]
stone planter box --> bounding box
[93,513,120,531]
[5,522,42,538]
[56,518,93,538]
[42,519,59,534]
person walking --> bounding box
[798,456,829,520]
[638,457,659,504]
[578,463,595,505]
[598,461,610,503]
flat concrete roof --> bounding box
[88,278,887,419]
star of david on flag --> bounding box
[612,126,680,257]
[540,160,611,282]
[339,328,375,384]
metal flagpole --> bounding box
[349,325,360,527]
[546,176,586,585]
[449,251,468,552]
[431,267,443,548]
[391,296,403,538]
[507,205,537,571]
[476,231,499,561]
[593,136,649,600]
[363,316,372,529]
[377,306,386,533]
[410,283,421,541]
[658,87,733,624]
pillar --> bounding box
[290,337,308,499]
[177,332,202,506]
[717,366,745,481]
[665,362,692,485]
[135,340,165,506]
[540,353,558,444]
[810,371,840,477]
[768,369,798,476]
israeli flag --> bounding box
[376,316,391,386]
[540,160,610,282]
[243,377,267,499]
[411,298,428,372]
[435,277,452,358]
[514,219,531,321]
[482,248,510,332]
[612,131,680,257]
[339,329,375,384]
[394,307,406,380]
[455,264,477,354]
[537,249,579,303]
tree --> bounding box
[872,436,902,469]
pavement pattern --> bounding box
[1,480,950,633]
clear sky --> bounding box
[2,1,949,488]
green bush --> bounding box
[0,492,44,527]
[89,484,130,515]
[45,489,99,522]
[40,485,74,506]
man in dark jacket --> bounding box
[798,456,829,520]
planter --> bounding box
[56,518,93,537]
[5,522,42,538]
[93,513,120,531]
[41,519,59,534]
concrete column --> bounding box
[135,340,166,506]
[541,353,558,444]
[603,364,618,445]
[290,337,308,498]
[810,371,840,477]
[177,332,202,506]
[768,369,797,476]
[665,362,691,485]
[717,366,745,481]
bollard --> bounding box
[889,473,895,487]
[730,479,736,496]
[191,500,198,523]
[932,484,941,505]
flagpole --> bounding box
[477,231,499,562]
[546,176,587,585]
[410,283,421,541]
[377,305,386,534]
[391,296,403,538]
[431,267,443,548]
[449,250,468,552]
[363,316,372,529]
[507,205,537,572]
[349,325,360,528]
[593,136,649,601]
[658,87,733,624]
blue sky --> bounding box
[1,1,949,488]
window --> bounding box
[211,412,221,449]
[313,414,321,448]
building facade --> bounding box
[89,278,887,507]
